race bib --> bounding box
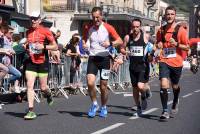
[163,47,176,58]
[130,46,143,56]
[197,42,200,51]
[101,69,110,80]
[29,43,42,54]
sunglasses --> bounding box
[30,17,39,21]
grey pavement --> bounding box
[0,70,200,134]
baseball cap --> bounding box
[30,11,40,18]
[30,11,41,21]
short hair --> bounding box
[165,5,176,13]
[91,7,102,15]
[132,18,142,26]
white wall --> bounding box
[45,12,79,45]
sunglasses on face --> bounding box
[30,17,39,21]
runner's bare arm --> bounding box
[111,37,123,48]
[120,35,129,55]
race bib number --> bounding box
[101,69,110,80]
[130,46,143,56]
[163,47,176,58]
[29,43,42,54]
[197,42,200,51]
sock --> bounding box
[93,101,98,106]
[172,86,180,108]
[101,105,106,109]
[160,88,168,112]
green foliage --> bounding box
[162,0,193,13]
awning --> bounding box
[0,5,52,28]
[73,13,159,26]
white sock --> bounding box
[93,101,98,105]
[102,105,106,109]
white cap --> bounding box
[30,11,40,18]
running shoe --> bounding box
[160,112,170,121]
[24,111,37,120]
[133,106,142,117]
[99,107,108,118]
[47,95,54,106]
[88,104,99,118]
[141,92,148,110]
[171,100,179,115]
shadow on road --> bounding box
[58,111,87,117]
[108,111,133,116]
[107,104,134,111]
[4,112,48,118]
[140,114,161,121]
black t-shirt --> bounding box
[66,44,81,66]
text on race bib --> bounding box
[163,47,176,58]
[29,43,42,54]
[101,69,110,80]
[129,46,143,56]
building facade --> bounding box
[2,0,161,44]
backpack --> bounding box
[161,24,188,60]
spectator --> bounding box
[65,33,81,87]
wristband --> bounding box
[176,43,179,48]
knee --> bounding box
[137,83,145,91]
[160,88,168,94]
[16,71,22,78]
[172,85,179,90]
[40,84,48,91]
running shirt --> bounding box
[27,26,55,64]
[189,38,200,50]
[127,31,152,72]
[83,22,120,56]
[156,26,188,67]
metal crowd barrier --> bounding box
[2,53,168,103]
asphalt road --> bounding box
[0,70,200,134]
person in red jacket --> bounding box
[24,12,58,120]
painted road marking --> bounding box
[194,89,200,93]
[182,93,193,98]
[129,108,159,120]
[91,123,125,134]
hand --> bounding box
[147,54,153,62]
[9,50,15,55]
[102,40,110,48]
[157,42,163,49]
[5,51,11,56]
[169,38,178,47]
[35,43,44,50]
[51,50,61,63]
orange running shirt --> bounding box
[156,26,188,67]
[27,26,55,64]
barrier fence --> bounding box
[0,54,161,102]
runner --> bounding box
[24,12,58,120]
[82,7,123,118]
[155,6,189,121]
[121,18,153,116]
[189,38,200,73]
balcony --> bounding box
[75,4,159,26]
